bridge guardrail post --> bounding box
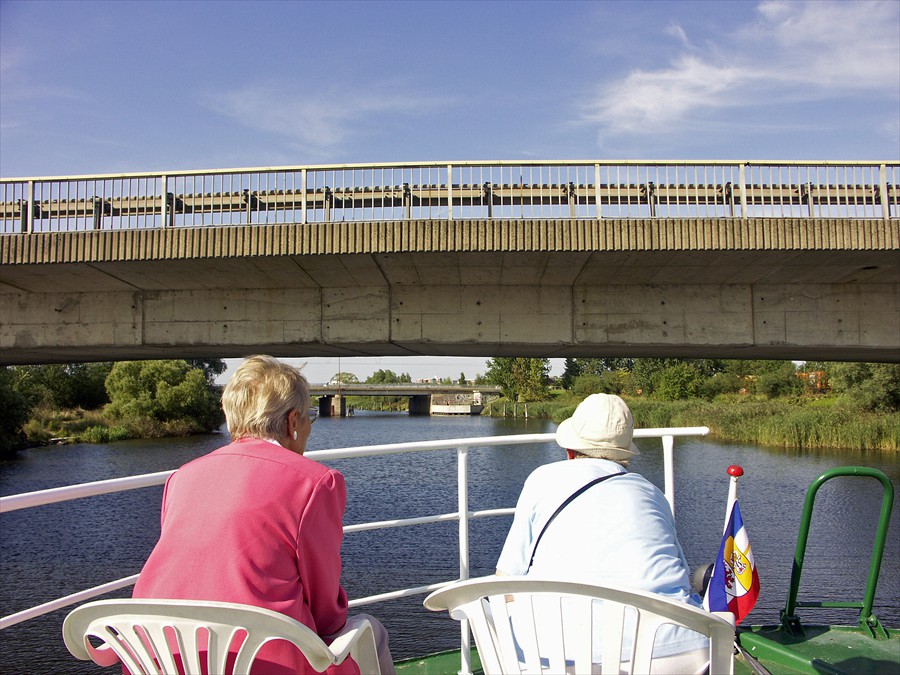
[160,175,169,228]
[25,180,34,234]
[447,164,453,220]
[301,168,308,224]
[879,164,890,220]
[594,163,602,220]
[739,164,748,219]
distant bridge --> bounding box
[1,160,898,365]
[309,383,501,396]
[308,382,501,416]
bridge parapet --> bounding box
[2,161,897,234]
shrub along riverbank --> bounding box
[484,396,900,452]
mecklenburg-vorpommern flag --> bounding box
[703,500,760,624]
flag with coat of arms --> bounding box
[703,499,760,624]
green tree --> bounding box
[458,372,467,385]
[11,362,112,410]
[329,372,359,384]
[755,362,803,398]
[105,360,223,431]
[654,363,704,400]
[573,371,625,397]
[0,368,30,456]
[698,372,743,399]
[827,362,900,412]
[367,369,399,384]
[560,358,635,390]
[186,359,227,383]
[485,357,550,402]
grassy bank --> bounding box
[22,405,214,446]
[484,396,900,452]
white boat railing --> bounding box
[0,426,708,673]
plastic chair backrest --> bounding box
[424,576,735,675]
[62,598,381,675]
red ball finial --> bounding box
[727,465,744,477]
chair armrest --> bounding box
[327,615,378,668]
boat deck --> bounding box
[738,624,899,675]
[392,626,899,675]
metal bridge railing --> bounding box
[1,161,896,234]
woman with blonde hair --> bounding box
[133,355,393,674]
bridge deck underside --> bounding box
[2,218,898,364]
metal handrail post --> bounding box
[26,180,34,234]
[447,164,453,221]
[301,168,308,224]
[160,175,168,228]
[739,164,748,219]
[879,163,890,220]
[662,435,675,516]
[457,443,472,675]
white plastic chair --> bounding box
[424,576,735,675]
[62,598,381,675]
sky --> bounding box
[2,0,898,382]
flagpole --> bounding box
[724,465,744,533]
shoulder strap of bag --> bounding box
[526,471,624,571]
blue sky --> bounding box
[2,0,897,381]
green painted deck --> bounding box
[738,624,899,675]
[392,627,899,674]
[395,648,482,674]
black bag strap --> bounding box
[526,471,624,571]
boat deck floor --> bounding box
[737,624,899,675]
[394,627,899,675]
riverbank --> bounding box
[19,404,216,448]
[17,394,900,453]
[484,396,900,452]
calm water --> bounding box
[1,412,898,673]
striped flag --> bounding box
[703,499,760,624]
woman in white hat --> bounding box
[496,393,708,672]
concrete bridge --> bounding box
[1,160,898,365]
[308,383,501,416]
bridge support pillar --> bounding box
[408,395,431,416]
[318,395,347,417]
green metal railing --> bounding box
[780,466,894,639]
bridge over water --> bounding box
[308,383,502,416]
[1,160,898,365]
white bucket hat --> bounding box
[555,393,640,460]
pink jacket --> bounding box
[133,438,358,674]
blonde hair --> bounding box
[222,355,310,440]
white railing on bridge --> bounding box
[0,427,707,673]
[1,160,896,233]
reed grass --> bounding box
[486,396,899,452]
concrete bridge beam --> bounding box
[2,280,897,363]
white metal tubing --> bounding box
[0,574,139,630]
[457,443,472,675]
[0,428,707,634]
[0,470,174,513]
[662,435,676,515]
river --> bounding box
[1,411,898,673]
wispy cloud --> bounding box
[582,0,899,137]
[207,84,451,152]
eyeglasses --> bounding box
[307,407,318,423]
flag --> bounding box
[703,499,760,624]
